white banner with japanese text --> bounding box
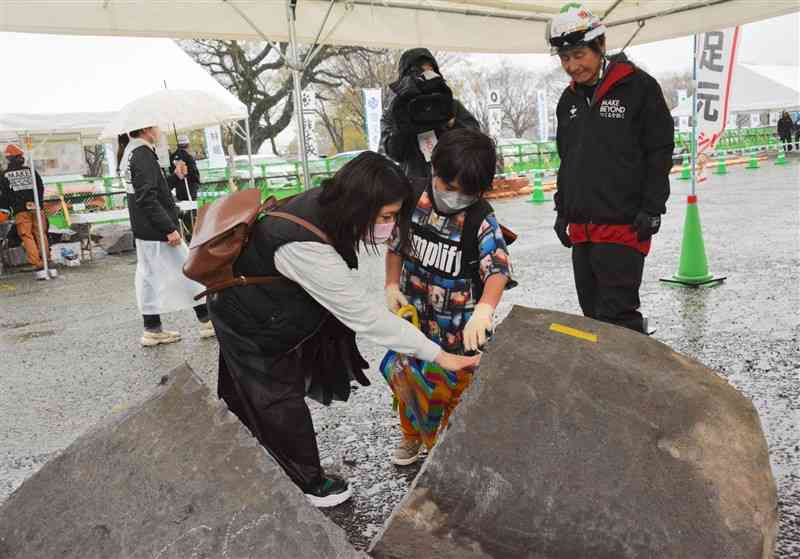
[695,28,741,156]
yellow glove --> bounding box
[463,303,494,352]
[385,284,409,313]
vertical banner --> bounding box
[750,112,761,128]
[727,112,737,130]
[536,90,549,142]
[104,143,117,177]
[487,90,503,139]
[204,125,226,169]
[155,131,171,168]
[695,27,741,156]
[363,88,383,153]
[301,90,319,158]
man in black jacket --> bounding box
[777,111,794,152]
[169,134,201,238]
[549,4,674,333]
[380,48,480,181]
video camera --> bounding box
[389,70,455,133]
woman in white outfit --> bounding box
[117,127,214,347]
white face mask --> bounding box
[431,187,478,214]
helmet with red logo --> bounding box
[546,3,607,55]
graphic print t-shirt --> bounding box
[389,191,514,354]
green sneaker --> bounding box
[304,475,351,508]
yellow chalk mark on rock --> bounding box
[549,323,598,343]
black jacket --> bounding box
[124,143,180,241]
[169,148,200,201]
[0,161,45,215]
[380,48,481,180]
[212,188,367,405]
[777,115,794,138]
[555,54,674,224]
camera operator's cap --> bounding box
[4,144,24,158]
[177,134,190,146]
[547,3,606,55]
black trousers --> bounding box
[572,243,645,333]
[210,299,323,491]
[142,303,209,331]
[779,134,793,152]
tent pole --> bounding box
[244,116,255,188]
[25,136,50,278]
[287,0,312,191]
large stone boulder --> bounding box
[0,364,363,559]
[370,306,777,559]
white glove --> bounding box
[463,303,494,352]
[385,284,409,313]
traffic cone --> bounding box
[713,158,728,175]
[678,155,691,180]
[775,150,788,165]
[746,154,760,170]
[660,195,725,287]
[527,171,548,204]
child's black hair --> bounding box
[431,128,497,196]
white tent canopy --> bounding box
[1,0,797,54]
[0,33,246,143]
[672,63,800,118]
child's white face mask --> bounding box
[431,187,478,214]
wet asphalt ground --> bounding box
[1,158,798,556]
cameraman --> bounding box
[380,49,480,181]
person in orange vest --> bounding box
[0,144,55,280]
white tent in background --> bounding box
[0,33,247,144]
[3,0,798,184]
[1,0,797,54]
[671,63,800,118]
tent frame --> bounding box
[219,0,744,190]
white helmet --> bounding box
[547,3,606,55]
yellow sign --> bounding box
[549,323,598,343]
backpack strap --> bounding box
[266,211,332,244]
[460,198,493,302]
[193,209,332,300]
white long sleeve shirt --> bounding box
[274,241,441,362]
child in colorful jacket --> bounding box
[382,128,516,465]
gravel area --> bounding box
[2,159,798,555]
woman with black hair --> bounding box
[208,151,478,508]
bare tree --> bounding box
[656,70,694,110]
[183,40,370,155]
[491,63,541,138]
[83,145,105,177]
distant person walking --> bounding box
[117,127,214,347]
[0,144,55,280]
[777,111,794,152]
[169,134,201,238]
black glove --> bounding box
[389,74,421,100]
[554,215,572,248]
[631,211,661,242]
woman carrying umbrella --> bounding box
[117,126,214,346]
[208,152,479,508]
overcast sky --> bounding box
[467,12,800,76]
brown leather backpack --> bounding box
[183,188,330,300]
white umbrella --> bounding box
[100,89,246,140]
